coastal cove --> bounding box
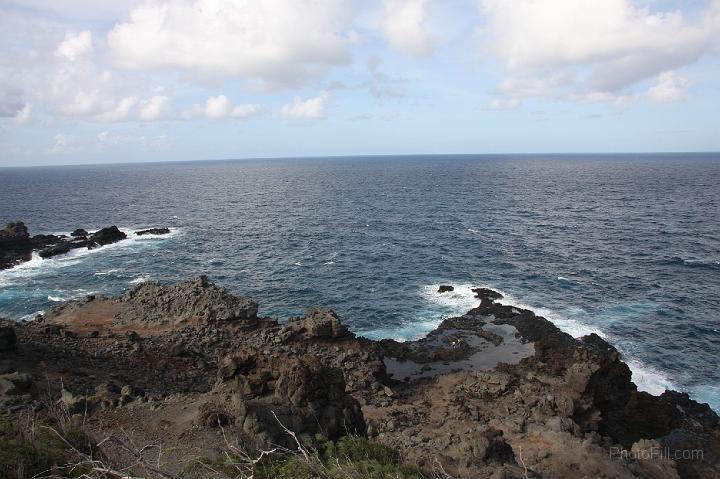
[1,154,719,413]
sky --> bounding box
[0,0,719,166]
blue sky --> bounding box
[0,0,719,166]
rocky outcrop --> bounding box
[0,221,30,247]
[471,287,504,303]
[0,325,17,353]
[438,285,454,293]
[38,241,74,258]
[135,227,170,236]
[0,221,32,269]
[2,279,718,478]
[89,225,127,245]
[287,308,351,339]
[214,352,365,448]
[1,222,170,269]
[114,275,259,327]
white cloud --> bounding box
[228,103,261,119]
[205,95,232,119]
[139,94,171,121]
[97,130,122,146]
[489,98,520,110]
[0,86,25,118]
[138,134,170,150]
[205,95,260,119]
[55,30,93,61]
[366,55,406,99]
[107,0,350,88]
[8,1,144,22]
[280,93,329,119]
[647,71,690,103]
[50,63,138,121]
[382,0,433,57]
[51,133,74,153]
[182,95,261,120]
[479,0,719,101]
[94,96,138,122]
[48,32,151,122]
[15,103,32,123]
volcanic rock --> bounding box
[114,276,259,327]
[216,352,365,448]
[0,325,17,353]
[0,221,33,269]
[0,372,32,397]
[3,279,718,478]
[90,226,127,246]
[471,287,503,302]
[0,221,30,247]
[135,228,170,236]
[438,285,454,293]
[288,308,351,339]
[31,234,64,247]
[38,241,73,258]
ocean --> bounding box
[1,154,718,410]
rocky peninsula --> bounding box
[0,277,718,478]
[0,222,170,270]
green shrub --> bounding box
[252,436,430,479]
[180,436,430,479]
[0,418,92,479]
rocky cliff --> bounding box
[1,278,717,478]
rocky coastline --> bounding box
[1,277,718,478]
[0,222,170,270]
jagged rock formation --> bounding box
[135,227,170,236]
[1,278,718,478]
[114,275,259,327]
[0,222,168,268]
[287,308,351,339]
[211,352,365,448]
[0,222,32,269]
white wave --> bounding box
[485,286,606,339]
[94,268,119,276]
[467,228,480,233]
[0,252,79,288]
[625,358,675,395]
[359,317,442,342]
[0,227,180,287]
[690,384,720,411]
[19,310,44,321]
[389,281,716,411]
[323,261,335,265]
[557,276,569,281]
[370,283,489,341]
[421,283,482,317]
[129,275,150,284]
[47,295,66,302]
[131,227,181,241]
[294,262,303,266]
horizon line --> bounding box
[2,150,719,169]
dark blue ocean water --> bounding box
[1,154,718,410]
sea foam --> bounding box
[416,281,678,398]
[0,227,180,288]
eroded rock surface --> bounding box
[0,222,169,269]
[1,278,718,478]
